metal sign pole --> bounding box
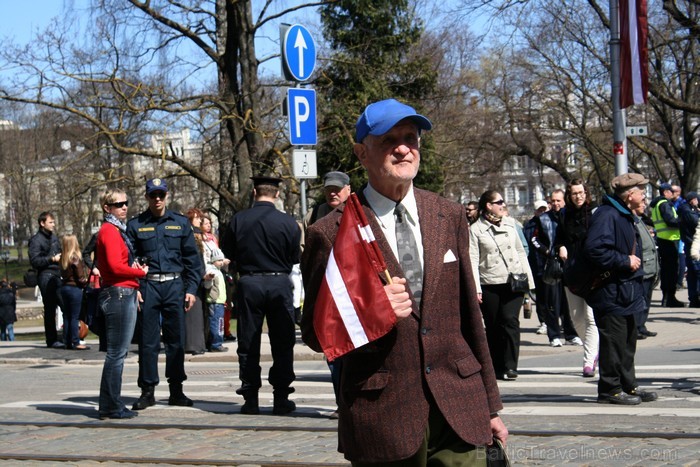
[300,180,307,218]
[610,0,628,176]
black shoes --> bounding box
[236,388,296,415]
[628,387,658,402]
[132,386,156,410]
[272,399,296,415]
[662,297,685,308]
[638,329,657,339]
[209,346,228,352]
[224,334,237,342]
[99,408,139,420]
[168,383,193,407]
[597,388,657,405]
[168,395,193,406]
[502,370,518,381]
[597,392,641,405]
[240,393,260,415]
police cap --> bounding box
[251,175,282,187]
[146,178,168,194]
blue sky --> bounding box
[0,1,73,44]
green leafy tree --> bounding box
[315,0,442,198]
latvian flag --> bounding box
[619,0,649,108]
[313,193,397,362]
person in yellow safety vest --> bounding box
[650,183,684,307]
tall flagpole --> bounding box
[610,0,628,176]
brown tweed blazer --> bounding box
[301,187,503,463]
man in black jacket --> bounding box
[28,211,63,348]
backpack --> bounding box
[23,269,38,288]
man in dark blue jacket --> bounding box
[585,173,657,405]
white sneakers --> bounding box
[566,337,583,346]
[536,323,547,335]
[550,338,563,347]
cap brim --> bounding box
[368,114,432,138]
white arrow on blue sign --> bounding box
[283,24,316,82]
[287,88,317,145]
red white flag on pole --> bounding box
[619,0,649,108]
[313,193,397,362]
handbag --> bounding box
[488,228,530,293]
[542,255,564,285]
[507,273,529,293]
[80,272,103,336]
[566,237,635,299]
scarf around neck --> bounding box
[482,210,503,226]
[104,213,136,261]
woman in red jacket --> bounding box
[96,189,149,420]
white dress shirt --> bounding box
[363,183,424,269]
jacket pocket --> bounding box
[455,354,482,378]
[351,370,390,392]
[616,281,635,307]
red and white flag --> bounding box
[313,193,396,362]
[619,0,649,108]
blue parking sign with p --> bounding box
[287,88,317,145]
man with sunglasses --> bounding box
[126,178,203,411]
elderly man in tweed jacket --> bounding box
[301,99,507,466]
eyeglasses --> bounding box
[148,191,167,200]
[491,200,506,205]
[108,201,128,208]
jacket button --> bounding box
[426,366,431,374]
[421,327,428,335]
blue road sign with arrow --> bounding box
[282,24,316,82]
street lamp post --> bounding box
[0,250,9,281]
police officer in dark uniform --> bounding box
[127,178,203,410]
[222,176,301,415]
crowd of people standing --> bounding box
[20,96,700,464]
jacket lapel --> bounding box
[416,190,444,314]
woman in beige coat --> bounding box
[470,190,534,380]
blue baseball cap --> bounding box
[659,183,672,192]
[355,99,432,143]
[146,178,168,194]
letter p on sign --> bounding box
[287,88,317,146]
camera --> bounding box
[136,256,152,266]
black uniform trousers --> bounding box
[236,274,295,395]
[593,310,638,395]
[136,277,187,388]
[38,272,62,347]
[657,238,679,296]
[480,283,523,375]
